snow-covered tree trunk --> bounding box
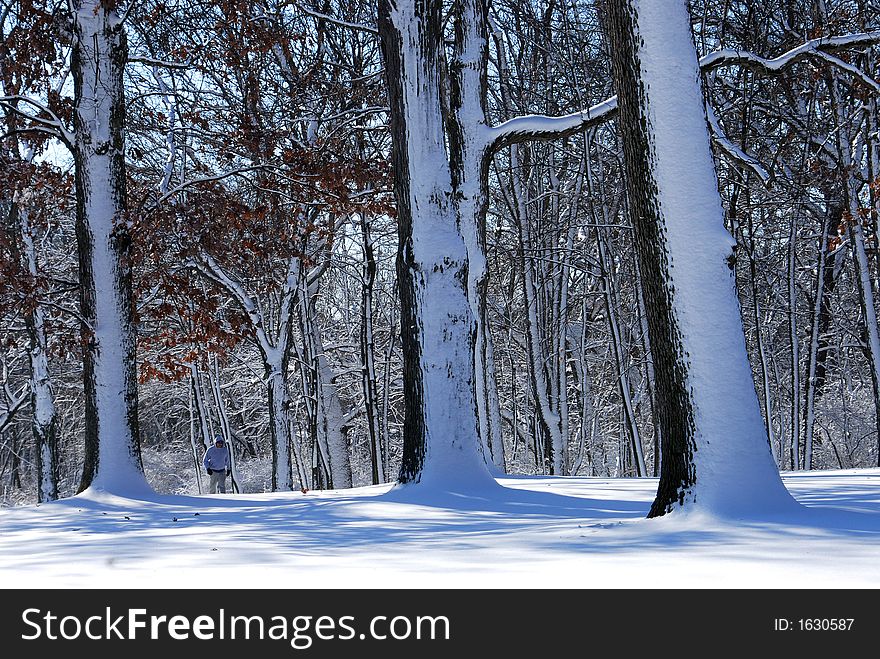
[569,327,596,476]
[866,78,880,296]
[551,163,575,477]
[1,86,60,501]
[602,0,794,516]
[208,354,239,493]
[7,199,58,501]
[316,354,353,489]
[188,364,212,452]
[378,0,493,489]
[266,358,294,491]
[296,273,352,490]
[380,331,395,482]
[72,1,147,494]
[447,0,504,474]
[186,372,204,493]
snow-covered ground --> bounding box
[1,468,879,588]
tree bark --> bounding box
[296,273,353,490]
[72,1,147,493]
[378,0,493,489]
[447,0,505,474]
[602,0,793,516]
[5,198,59,501]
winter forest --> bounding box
[2,0,880,588]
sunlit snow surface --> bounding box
[1,470,879,587]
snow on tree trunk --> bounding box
[602,0,795,516]
[296,273,353,490]
[8,198,58,501]
[317,354,353,489]
[208,354,239,493]
[266,361,294,491]
[188,364,212,452]
[186,372,204,493]
[743,192,778,464]
[72,1,148,495]
[447,0,504,474]
[192,253,299,491]
[846,189,880,468]
[22,211,57,502]
[378,0,494,490]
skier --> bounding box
[203,436,231,494]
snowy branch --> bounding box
[0,95,74,148]
[486,97,618,153]
[705,102,772,184]
[487,31,880,158]
[188,255,275,357]
[298,6,378,35]
[0,384,29,435]
[699,30,880,76]
[811,51,880,95]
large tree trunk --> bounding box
[72,1,147,494]
[378,0,493,490]
[602,0,794,516]
[317,353,353,489]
